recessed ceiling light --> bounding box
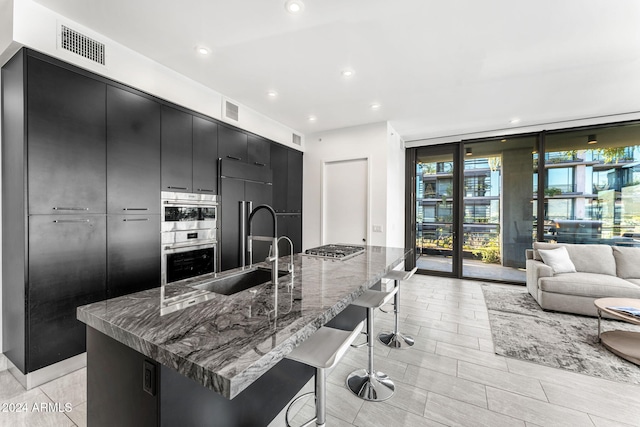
[196,46,210,55]
[370,103,381,110]
[285,0,305,13]
[341,69,355,78]
[267,90,278,98]
[501,139,507,143]
[509,118,521,124]
[308,115,317,122]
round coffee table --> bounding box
[594,298,640,365]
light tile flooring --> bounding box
[2,275,640,426]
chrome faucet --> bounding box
[247,204,279,287]
[277,235,295,285]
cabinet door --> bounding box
[28,215,106,371]
[107,86,161,214]
[277,215,302,256]
[218,126,247,163]
[287,150,303,213]
[247,134,270,167]
[107,215,160,299]
[245,181,274,263]
[192,116,218,194]
[161,106,192,192]
[27,56,106,215]
[220,178,245,271]
[270,144,288,213]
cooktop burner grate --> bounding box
[304,244,366,260]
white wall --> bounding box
[303,122,405,250]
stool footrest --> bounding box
[285,391,316,427]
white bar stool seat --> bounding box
[285,321,365,427]
[346,288,397,402]
[378,267,418,349]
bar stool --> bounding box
[378,267,418,349]
[346,288,398,401]
[285,321,365,427]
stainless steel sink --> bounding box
[190,267,288,295]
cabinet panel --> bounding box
[277,215,302,256]
[27,56,106,214]
[193,116,218,194]
[28,215,106,371]
[270,144,288,213]
[161,106,192,192]
[107,215,160,299]
[245,181,274,264]
[107,86,161,214]
[247,134,270,167]
[220,178,245,271]
[218,126,247,163]
[287,150,303,213]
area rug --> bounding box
[482,285,640,384]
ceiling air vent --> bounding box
[292,133,302,146]
[59,25,106,65]
[225,101,239,121]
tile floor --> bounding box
[2,275,640,426]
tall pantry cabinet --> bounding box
[1,49,161,380]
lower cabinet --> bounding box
[107,215,160,299]
[277,214,302,256]
[28,215,107,371]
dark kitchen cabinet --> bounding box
[107,215,161,299]
[192,116,219,194]
[248,134,270,167]
[271,145,303,213]
[161,105,193,192]
[107,85,161,214]
[220,172,273,271]
[218,125,248,163]
[28,215,107,371]
[26,55,106,215]
[277,214,302,256]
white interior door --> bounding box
[322,158,368,245]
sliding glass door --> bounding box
[413,144,461,276]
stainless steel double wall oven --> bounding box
[161,191,219,284]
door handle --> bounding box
[123,208,148,211]
[123,218,149,222]
[53,219,90,223]
[53,207,89,211]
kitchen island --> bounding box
[77,245,408,426]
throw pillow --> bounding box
[538,246,577,274]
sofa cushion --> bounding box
[538,272,640,299]
[532,242,616,276]
[532,242,561,260]
[538,247,576,274]
[626,278,640,286]
[612,246,640,279]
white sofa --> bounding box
[526,242,640,316]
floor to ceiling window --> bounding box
[406,120,640,284]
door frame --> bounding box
[405,144,462,277]
[320,156,370,246]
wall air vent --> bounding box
[59,25,106,65]
[225,101,239,121]
[292,133,302,146]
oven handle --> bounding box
[163,201,219,207]
[164,241,217,253]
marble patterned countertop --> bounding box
[76,245,407,399]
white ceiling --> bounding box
[33,0,640,141]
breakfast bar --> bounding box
[77,245,408,426]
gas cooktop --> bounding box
[304,244,366,260]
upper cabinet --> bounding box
[161,107,219,194]
[218,125,248,163]
[248,134,271,167]
[27,56,106,215]
[107,86,161,214]
[271,144,303,213]
[161,105,193,192]
[192,116,219,194]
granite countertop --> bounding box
[77,245,407,399]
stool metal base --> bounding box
[346,369,395,401]
[378,331,415,349]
